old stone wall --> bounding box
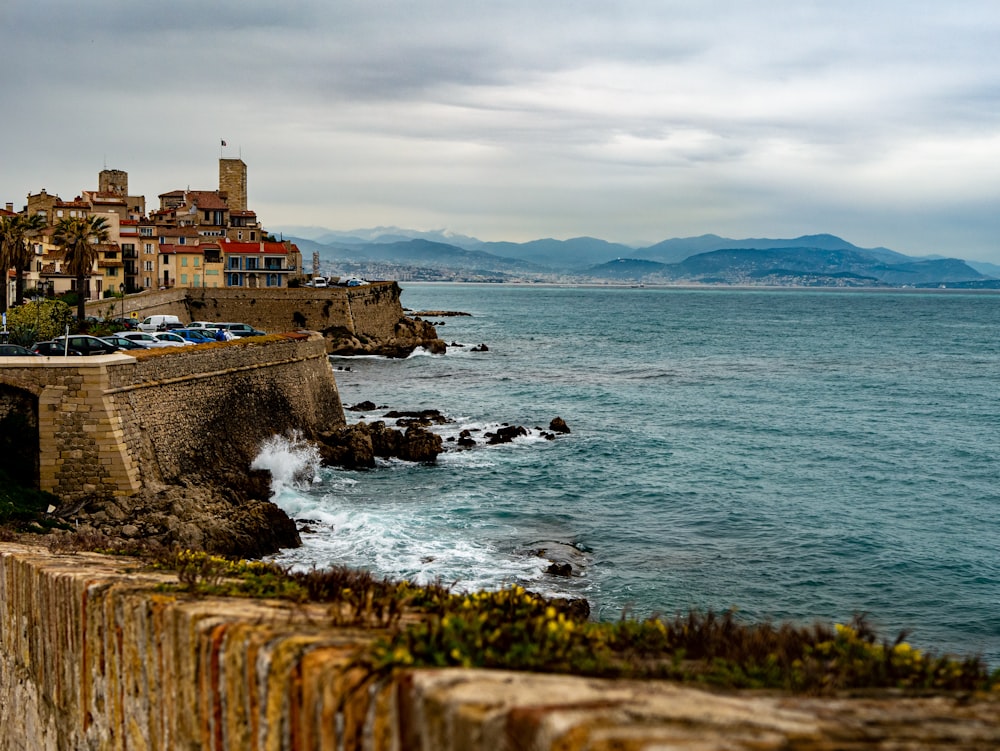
[0,334,344,501]
[87,282,408,342]
[1,544,997,750]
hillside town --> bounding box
[0,159,302,309]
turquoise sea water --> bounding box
[259,284,1000,665]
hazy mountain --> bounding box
[477,237,636,269]
[279,226,994,286]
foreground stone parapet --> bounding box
[1,544,997,750]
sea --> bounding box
[254,283,1000,667]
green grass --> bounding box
[0,469,66,535]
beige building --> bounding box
[4,158,299,301]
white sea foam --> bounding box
[250,431,322,496]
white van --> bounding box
[312,277,328,288]
[138,314,181,332]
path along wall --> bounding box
[87,282,407,343]
[0,333,343,501]
[0,544,997,750]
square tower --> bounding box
[219,158,248,213]
[99,169,129,196]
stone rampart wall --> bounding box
[86,283,406,341]
[1,544,996,750]
[0,335,344,501]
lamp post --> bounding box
[119,283,126,323]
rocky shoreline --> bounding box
[42,405,571,566]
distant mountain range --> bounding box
[272,226,1000,288]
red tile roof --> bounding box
[221,240,295,255]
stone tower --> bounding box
[99,169,128,196]
[219,158,248,212]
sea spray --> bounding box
[251,431,322,494]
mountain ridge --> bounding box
[273,226,996,287]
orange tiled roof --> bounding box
[222,241,295,255]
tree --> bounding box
[0,214,19,315]
[12,213,45,306]
[53,215,110,324]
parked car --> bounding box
[116,331,174,348]
[214,322,266,338]
[345,278,369,287]
[30,340,83,356]
[99,335,146,351]
[173,328,216,343]
[44,335,121,356]
[137,314,182,332]
[0,344,39,356]
[109,317,138,331]
[187,321,220,331]
[152,332,194,347]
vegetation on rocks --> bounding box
[0,470,65,535]
[70,545,1000,695]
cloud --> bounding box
[1,1,998,260]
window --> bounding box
[250,231,256,241]
[181,257,188,267]
[193,257,200,267]
[144,261,153,272]
[229,257,241,269]
[178,237,186,245]
[140,227,153,237]
[237,231,243,241]
[246,257,259,270]
[180,274,188,285]
[144,243,154,253]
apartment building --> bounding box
[3,158,301,303]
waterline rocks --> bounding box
[316,421,444,468]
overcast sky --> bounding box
[2,1,998,260]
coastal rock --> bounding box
[317,420,443,466]
[549,416,571,434]
[399,425,444,462]
[485,425,527,445]
[347,400,378,412]
[470,343,489,352]
[56,477,301,559]
[384,409,452,427]
[457,429,477,447]
[324,316,446,358]
[317,424,376,469]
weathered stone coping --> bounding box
[1,543,998,750]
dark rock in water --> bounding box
[470,343,489,352]
[317,424,375,469]
[457,429,477,448]
[347,400,378,412]
[451,341,464,347]
[546,562,573,577]
[549,416,571,434]
[384,409,452,427]
[399,425,444,463]
[318,420,443,466]
[485,425,527,445]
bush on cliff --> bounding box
[137,548,999,694]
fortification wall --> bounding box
[86,282,408,342]
[1,544,996,750]
[0,335,343,501]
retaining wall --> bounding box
[0,544,997,750]
[86,282,407,342]
[0,334,343,501]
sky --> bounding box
[1,1,998,261]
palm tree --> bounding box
[12,213,46,306]
[53,215,110,324]
[0,214,17,316]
